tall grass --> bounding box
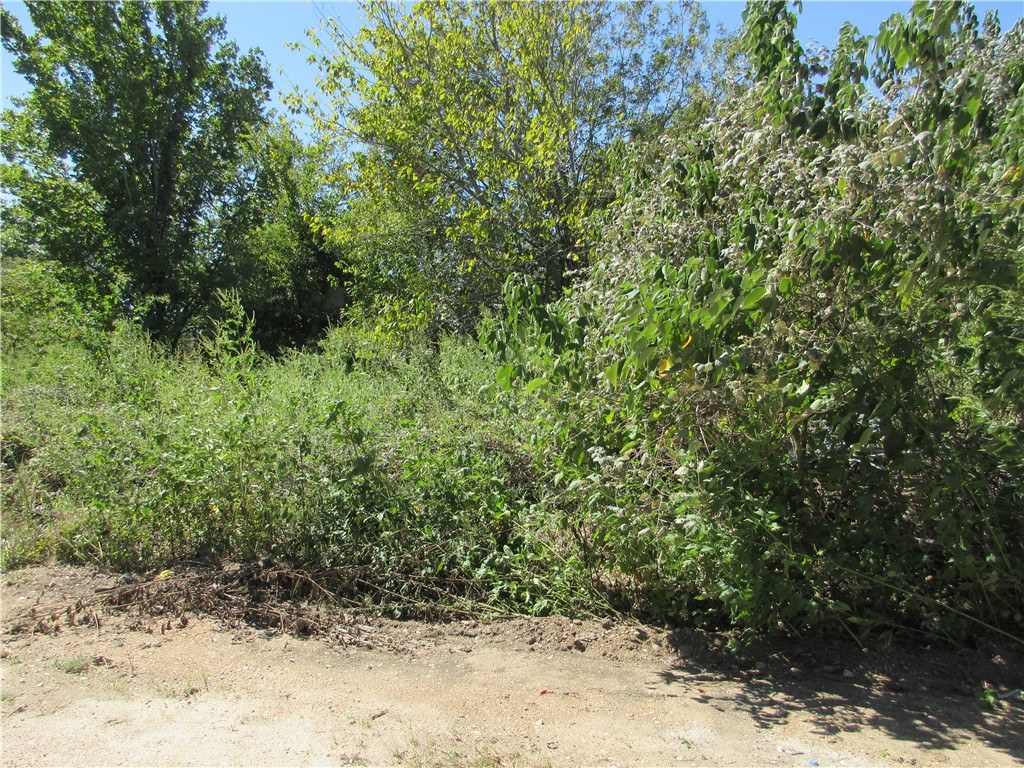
[1,288,593,617]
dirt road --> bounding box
[2,566,1021,767]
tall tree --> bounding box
[2,1,270,344]
[296,0,708,334]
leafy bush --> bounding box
[0,258,111,353]
[489,2,1024,642]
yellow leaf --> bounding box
[681,333,693,350]
[657,358,673,377]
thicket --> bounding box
[2,1,1023,645]
[0,282,592,616]
[490,1,1024,642]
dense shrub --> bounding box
[489,2,1024,641]
[3,1,1021,646]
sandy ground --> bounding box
[1,566,1021,767]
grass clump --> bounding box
[54,656,91,675]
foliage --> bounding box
[0,258,111,354]
[295,0,708,334]
[213,122,351,352]
[0,108,113,302]
[1,1,270,344]
[0,291,590,615]
[489,1,1024,641]
[4,0,1023,648]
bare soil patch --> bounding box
[2,564,1021,767]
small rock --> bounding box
[601,618,613,630]
[574,639,589,652]
[843,669,856,679]
[547,742,558,749]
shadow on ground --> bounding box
[655,629,1024,762]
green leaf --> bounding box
[524,377,549,395]
[742,286,768,310]
[896,269,918,297]
[604,361,621,388]
[496,364,517,392]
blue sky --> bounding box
[3,1,1023,122]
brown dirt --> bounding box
[1,565,1022,767]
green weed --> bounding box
[1,295,590,618]
[54,656,91,674]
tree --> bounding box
[296,0,708,334]
[1,1,271,344]
[219,122,351,352]
[0,105,112,301]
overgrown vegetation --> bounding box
[487,1,1024,642]
[2,0,1022,646]
[0,286,591,616]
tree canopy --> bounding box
[2,1,270,343]
[296,0,709,334]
